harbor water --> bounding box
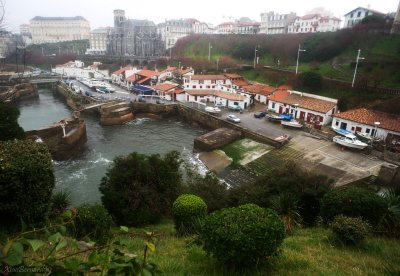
[18,89,206,205]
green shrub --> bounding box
[331,215,371,246]
[172,194,207,236]
[50,189,72,217]
[378,189,400,238]
[71,203,114,243]
[270,193,302,234]
[100,151,182,226]
[0,103,25,141]
[0,140,54,229]
[321,186,386,227]
[199,204,284,267]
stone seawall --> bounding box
[26,119,87,160]
[177,104,283,148]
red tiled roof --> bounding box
[112,66,131,75]
[224,73,243,79]
[232,79,249,87]
[186,90,246,101]
[137,69,159,78]
[166,88,186,94]
[161,66,177,73]
[218,22,235,27]
[186,75,227,80]
[333,108,400,133]
[269,91,336,113]
[244,83,276,96]
[151,83,179,92]
[137,77,151,84]
[301,14,320,20]
[278,85,292,91]
[178,68,193,76]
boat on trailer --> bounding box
[281,120,303,129]
[333,134,368,150]
[266,113,293,122]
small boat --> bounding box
[266,114,285,122]
[355,131,381,144]
[205,106,221,114]
[278,114,293,121]
[332,126,353,136]
[274,134,291,143]
[281,120,303,129]
[333,134,368,150]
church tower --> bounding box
[114,10,126,29]
[392,0,400,34]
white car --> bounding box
[227,114,241,123]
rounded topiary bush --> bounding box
[0,140,54,229]
[71,203,114,243]
[172,194,207,236]
[199,204,285,266]
[321,186,386,227]
[331,215,371,246]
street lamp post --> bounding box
[296,44,306,75]
[253,46,259,69]
[208,42,212,61]
[352,49,365,88]
[373,121,380,147]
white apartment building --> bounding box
[52,60,109,79]
[216,22,235,34]
[235,22,261,34]
[343,7,384,28]
[183,75,233,90]
[87,27,111,55]
[260,12,297,34]
[29,16,90,44]
[288,14,341,33]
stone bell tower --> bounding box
[391,0,400,34]
[113,9,126,29]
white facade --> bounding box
[288,14,341,33]
[344,7,384,28]
[260,12,297,34]
[267,91,337,125]
[52,61,109,79]
[29,16,90,44]
[87,28,110,55]
[331,117,390,139]
[183,75,232,90]
[185,90,251,109]
[216,22,235,34]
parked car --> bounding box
[227,114,241,123]
[228,105,242,111]
[254,111,267,118]
[215,102,225,108]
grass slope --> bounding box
[126,220,400,275]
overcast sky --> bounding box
[3,0,399,32]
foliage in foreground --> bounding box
[100,151,182,226]
[0,139,55,229]
[172,194,207,236]
[321,186,387,227]
[69,203,114,244]
[199,204,285,267]
[50,189,72,218]
[0,103,25,141]
[0,210,160,275]
[330,215,371,246]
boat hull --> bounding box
[333,136,368,149]
[281,120,303,128]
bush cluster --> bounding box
[100,151,182,226]
[321,186,386,227]
[0,140,54,228]
[70,203,114,243]
[172,194,207,236]
[199,204,284,266]
[331,215,371,246]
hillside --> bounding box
[173,28,400,89]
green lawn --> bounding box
[123,220,400,275]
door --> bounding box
[355,126,362,132]
[278,106,283,113]
[300,111,305,120]
[340,122,347,130]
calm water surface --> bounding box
[18,89,206,205]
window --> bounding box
[350,13,354,18]
[357,11,361,17]
[192,85,196,88]
[335,121,339,126]
[366,128,370,134]
[272,102,276,109]
[199,80,204,84]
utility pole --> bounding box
[208,42,212,61]
[352,49,365,88]
[296,44,306,75]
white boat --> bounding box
[333,134,368,149]
[205,106,221,114]
[281,120,303,129]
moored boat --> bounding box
[355,131,381,144]
[332,126,353,136]
[333,134,368,149]
[281,120,303,129]
[274,134,291,144]
[266,114,284,122]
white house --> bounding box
[183,75,232,90]
[288,14,341,33]
[216,22,235,34]
[267,90,338,125]
[332,108,400,143]
[111,66,137,85]
[150,82,180,100]
[185,90,251,110]
[343,7,384,28]
[52,60,109,79]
